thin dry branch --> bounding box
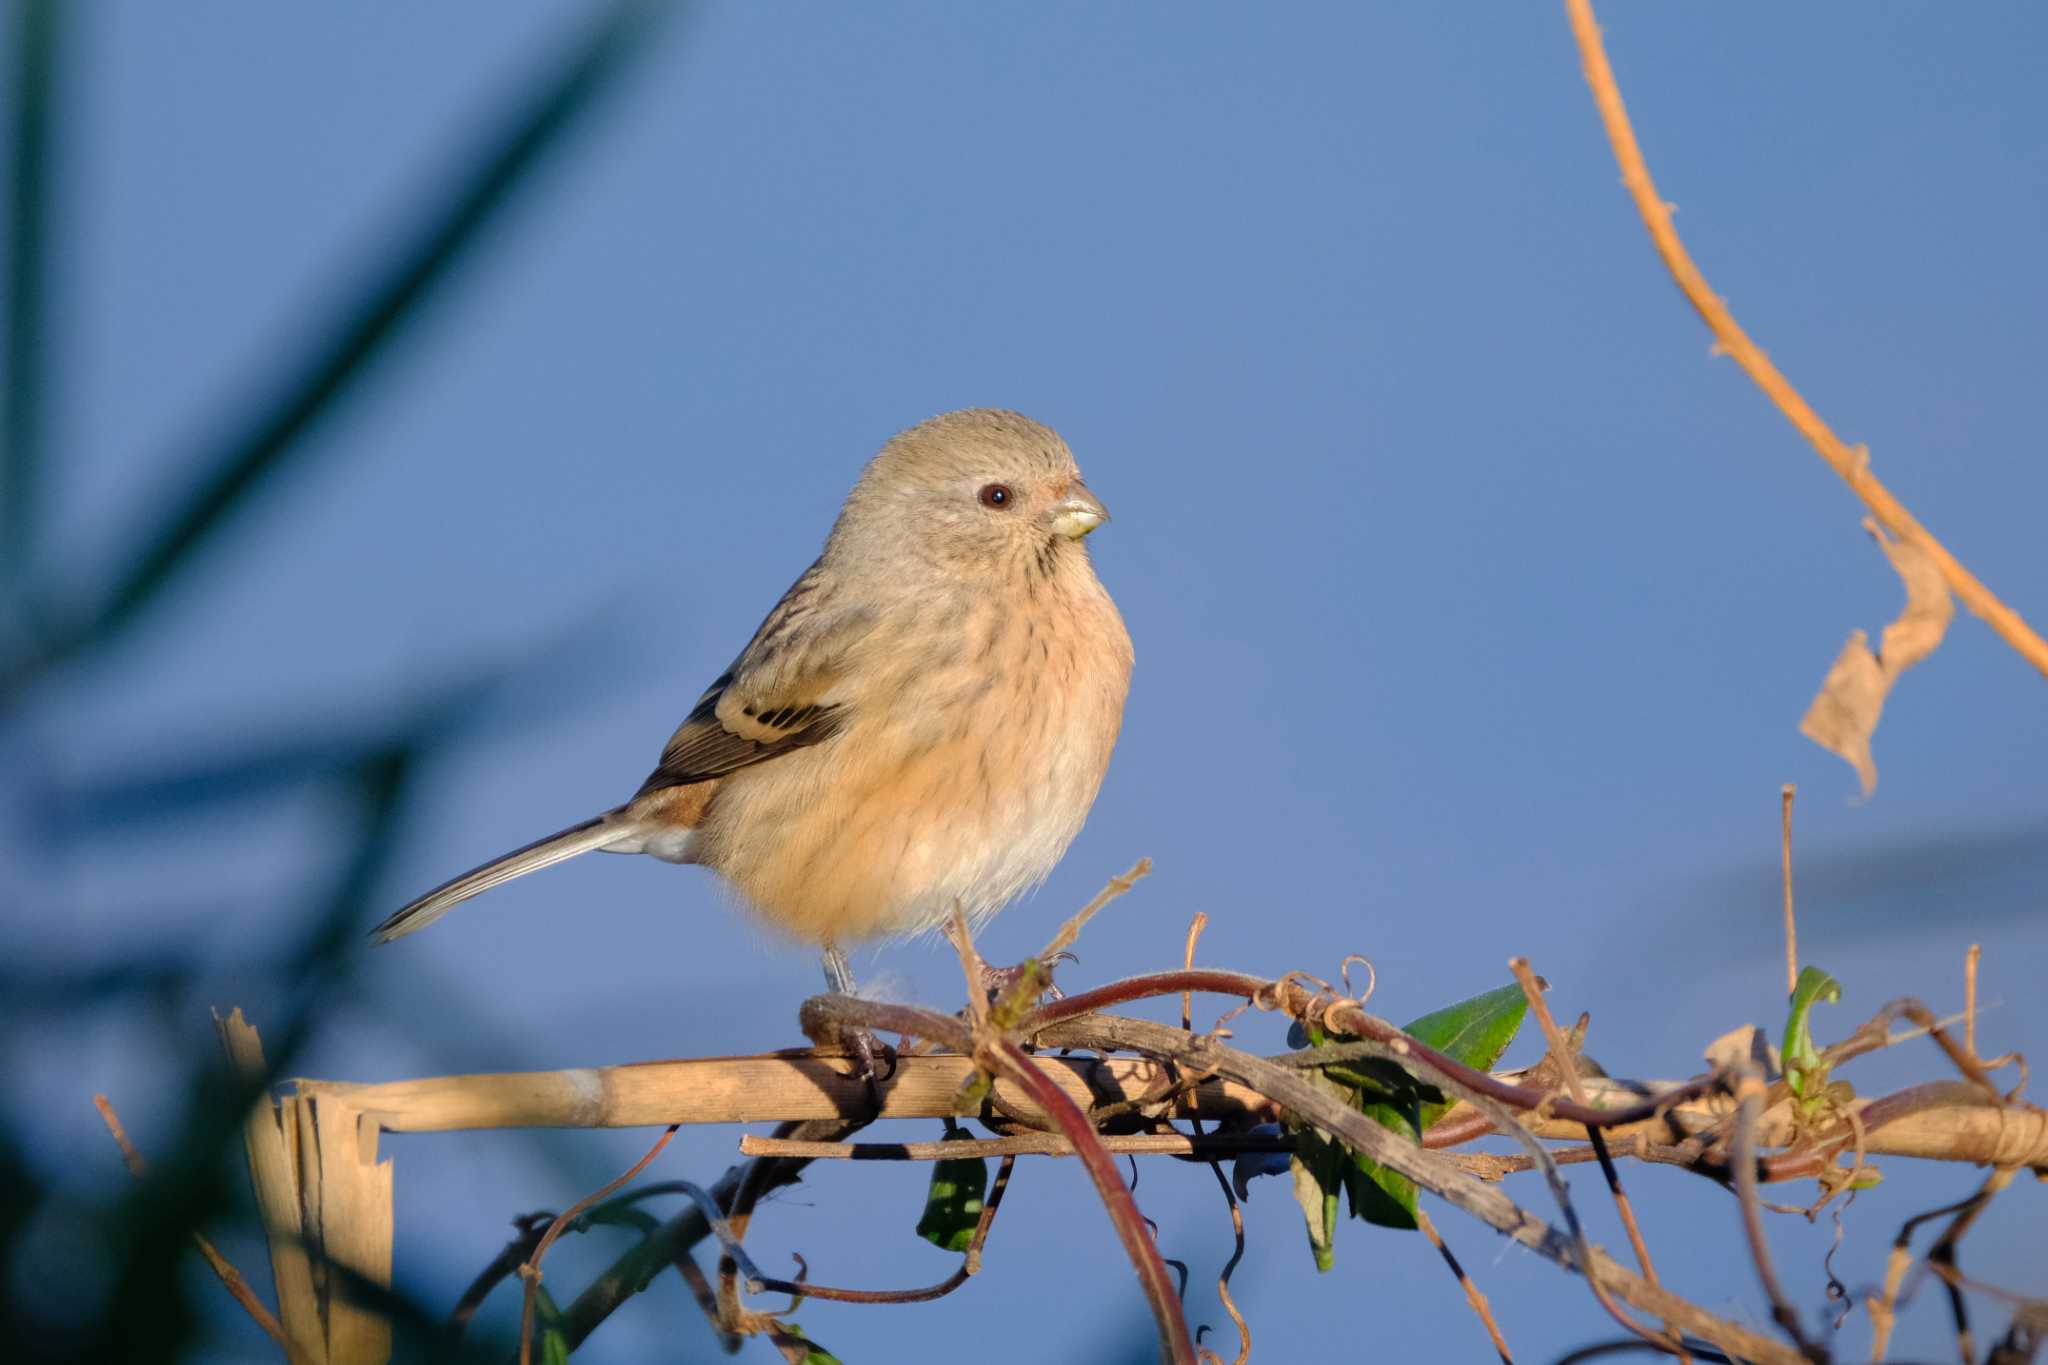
[1511,960,1687,1361]
[1781,786,1798,998]
[1417,1207,1513,1364]
[92,1094,305,1363]
[1964,945,1982,1063]
[1563,0,2048,678]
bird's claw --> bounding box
[838,1025,898,1112]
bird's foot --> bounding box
[816,946,898,1108]
[836,1025,897,1113]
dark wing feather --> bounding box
[635,671,846,794]
[634,561,870,797]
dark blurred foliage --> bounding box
[0,2,685,1360]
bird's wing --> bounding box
[635,562,872,795]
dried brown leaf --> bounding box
[1799,520,1955,796]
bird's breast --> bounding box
[698,572,1132,944]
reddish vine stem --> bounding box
[990,1033,1193,1361]
[517,1124,679,1365]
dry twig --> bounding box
[1562,0,2048,678]
[1417,1207,1513,1364]
[1781,785,1798,998]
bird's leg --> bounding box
[821,943,858,997]
[818,944,896,1099]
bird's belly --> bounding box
[702,671,1118,945]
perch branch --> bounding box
[296,1048,2046,1169]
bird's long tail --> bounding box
[372,814,625,943]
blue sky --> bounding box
[12,4,2047,1361]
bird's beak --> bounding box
[1050,484,1110,540]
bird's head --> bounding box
[830,408,1110,580]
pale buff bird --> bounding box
[374,409,1132,998]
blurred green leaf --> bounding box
[915,1130,989,1253]
[4,0,56,596]
[48,614,626,834]
[11,0,664,687]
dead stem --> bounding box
[1562,0,2048,678]
[1182,911,1209,1034]
[1781,785,1799,998]
[1964,945,1981,1062]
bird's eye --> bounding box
[977,483,1013,509]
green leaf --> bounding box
[1345,1091,1425,1229]
[1316,983,1529,1231]
[1289,1126,1346,1272]
[1403,985,1529,1093]
[915,1131,989,1253]
[1783,965,1842,1113]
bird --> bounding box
[373,408,1133,1003]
